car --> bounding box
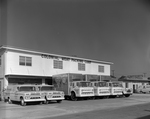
[37,85,64,104]
[122,88,133,97]
[137,85,150,94]
[4,85,45,106]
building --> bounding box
[118,75,150,93]
[0,45,113,99]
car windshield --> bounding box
[97,82,108,87]
[19,86,35,91]
[40,86,55,91]
[77,82,91,87]
[112,82,123,87]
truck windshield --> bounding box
[40,86,55,91]
[78,82,91,87]
[19,86,35,91]
[97,82,108,87]
[112,83,123,87]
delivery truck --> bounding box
[108,81,132,98]
[91,81,111,99]
[108,81,123,98]
[83,74,110,99]
[52,73,94,101]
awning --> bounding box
[5,74,52,79]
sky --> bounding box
[1,0,150,77]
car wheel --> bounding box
[124,94,130,97]
[71,92,77,101]
[20,98,26,106]
[57,100,62,103]
[8,98,12,104]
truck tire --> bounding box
[57,100,62,103]
[124,94,130,97]
[8,98,12,104]
[20,98,26,106]
[71,92,77,101]
[44,97,49,104]
[4,97,7,103]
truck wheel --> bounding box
[140,91,142,93]
[124,94,130,97]
[8,98,12,104]
[71,92,77,101]
[45,99,49,104]
[43,97,49,104]
[57,100,62,103]
[4,98,7,103]
[20,98,26,106]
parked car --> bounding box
[37,85,64,104]
[137,85,150,94]
[4,85,45,106]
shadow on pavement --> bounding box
[136,110,150,119]
[136,115,150,119]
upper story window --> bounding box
[53,60,63,69]
[19,56,32,66]
[98,65,104,73]
[0,56,1,66]
[78,63,85,71]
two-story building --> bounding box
[0,45,113,99]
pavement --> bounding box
[1,94,150,119]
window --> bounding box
[26,57,32,66]
[98,65,104,72]
[53,60,63,69]
[19,56,25,66]
[78,63,85,71]
[19,56,32,66]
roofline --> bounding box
[0,45,113,65]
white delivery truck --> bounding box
[84,74,110,99]
[91,81,111,99]
[108,81,132,98]
[52,73,94,101]
[108,81,123,98]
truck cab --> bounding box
[108,81,123,97]
[70,81,94,101]
[91,81,110,98]
[37,85,64,104]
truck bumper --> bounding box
[24,99,45,102]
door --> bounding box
[0,81,1,100]
[133,85,135,93]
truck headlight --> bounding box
[25,96,30,99]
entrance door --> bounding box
[133,84,135,93]
[0,80,1,100]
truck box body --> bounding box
[84,74,100,82]
[52,73,84,96]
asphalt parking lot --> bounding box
[1,94,150,119]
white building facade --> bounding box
[0,46,113,99]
